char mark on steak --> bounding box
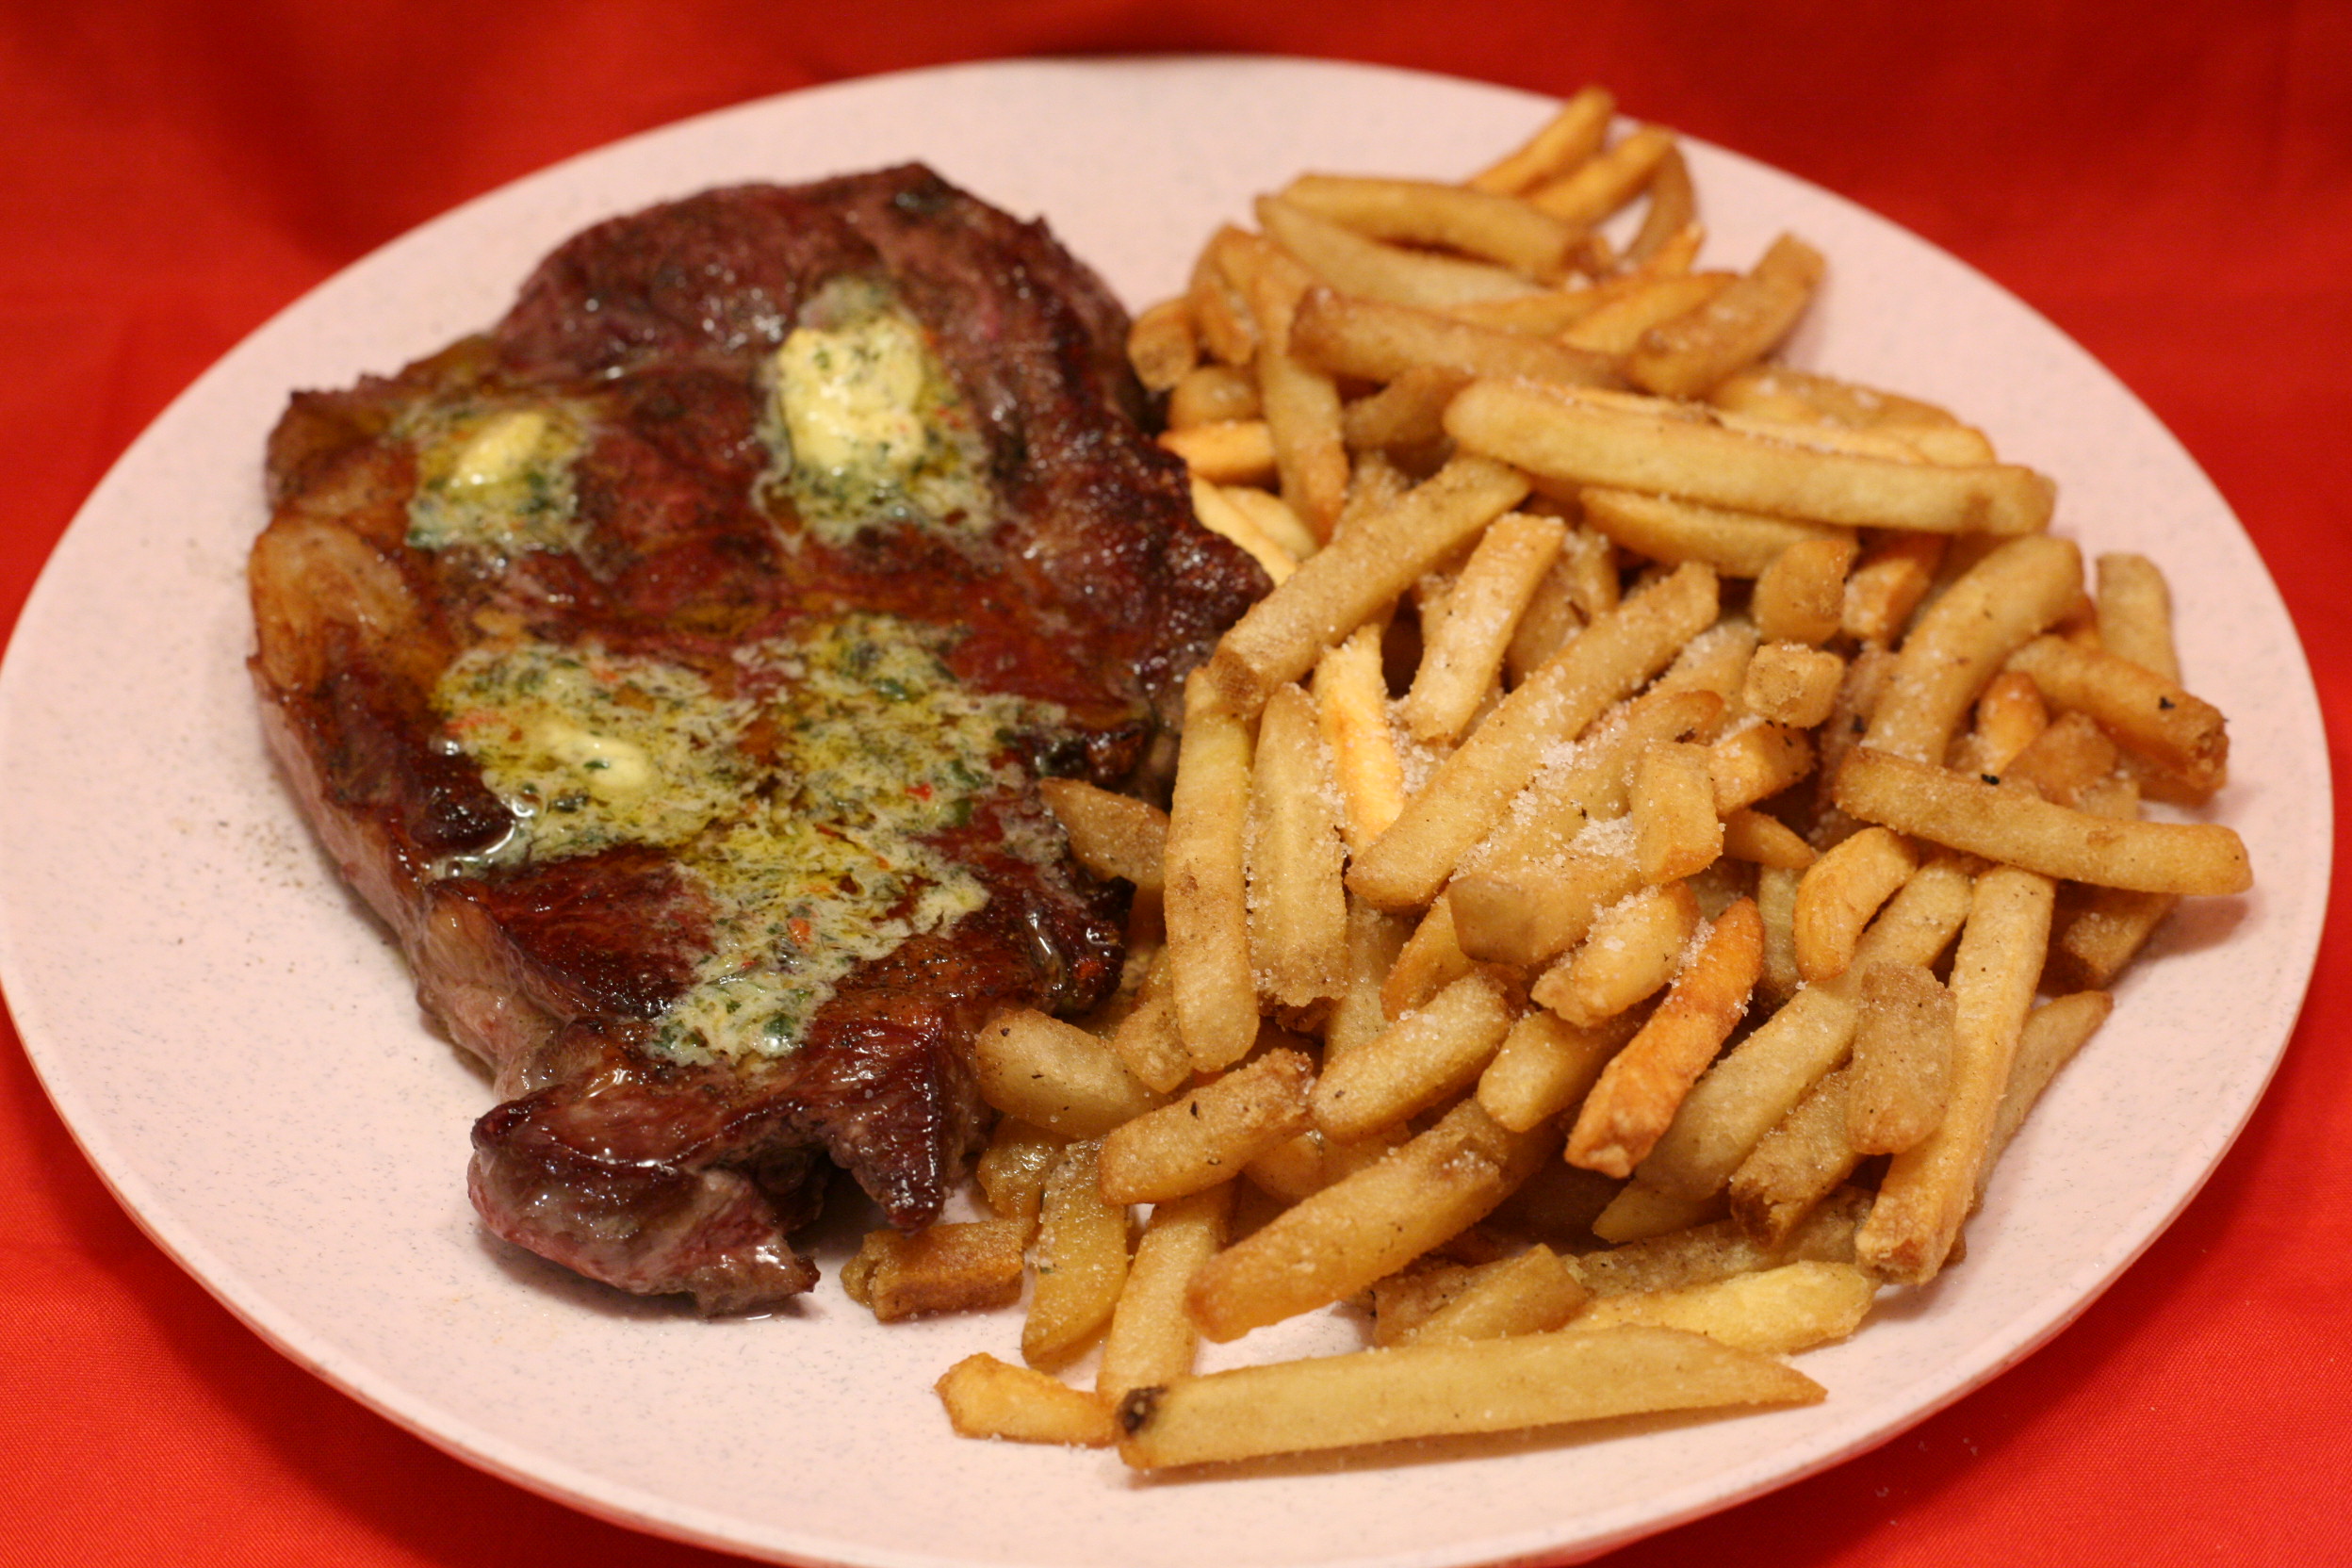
[250,166,1264,1312]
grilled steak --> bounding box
[249,166,1264,1313]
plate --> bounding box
[0,57,2328,1568]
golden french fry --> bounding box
[1098,1048,1316,1205]
[1468,86,1617,195]
[1327,897,1410,1060]
[1567,897,1763,1178]
[1753,535,1858,647]
[1532,879,1701,1028]
[975,1007,1166,1138]
[1652,616,1757,724]
[1856,866,2053,1284]
[1116,1325,1821,1469]
[1844,961,1956,1154]
[2094,552,2180,682]
[975,1118,1065,1230]
[1186,225,1259,366]
[1709,366,1962,431]
[1707,720,1816,814]
[1293,286,1619,389]
[1756,861,1802,1004]
[1400,1245,1591,1346]
[1186,475,1297,583]
[1574,1260,1876,1355]
[1279,174,1586,279]
[1478,1008,1637,1133]
[1792,825,1918,984]
[1024,1140,1132,1369]
[2048,883,2179,989]
[1037,776,1167,893]
[1340,365,1471,450]
[1741,642,1844,729]
[1380,893,1478,1017]
[1832,746,2250,895]
[1448,825,1644,969]
[1840,530,1947,645]
[1098,1184,1234,1401]
[1185,1099,1553,1341]
[1248,683,1348,1008]
[1632,740,1724,884]
[842,1219,1030,1322]
[1633,857,1974,1200]
[1577,488,1853,578]
[1158,418,1276,485]
[1165,669,1260,1071]
[1624,234,1825,398]
[1313,971,1515,1141]
[1167,361,1260,429]
[1107,950,1195,1096]
[1863,533,2082,764]
[1723,808,1816,872]
[1208,454,1530,717]
[1625,144,1696,266]
[2003,633,2227,794]
[1527,124,1678,225]
[1245,248,1349,538]
[1952,667,2050,777]
[1590,1182,1728,1245]
[1126,296,1197,394]
[1399,511,1566,743]
[1576,1187,1875,1296]
[937,1354,1118,1447]
[1447,379,2056,535]
[1257,194,1545,308]
[1350,562,1720,908]
[1311,626,1407,853]
[1724,1067,1860,1245]
[1560,270,1736,355]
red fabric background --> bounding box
[3,2,2345,1562]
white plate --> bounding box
[0,57,2328,1568]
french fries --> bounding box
[916,90,2256,1478]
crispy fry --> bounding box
[1024,1140,1132,1369]
[1863,533,2082,764]
[1624,234,1825,398]
[1631,740,1724,884]
[1246,249,1349,538]
[1257,195,1544,308]
[1037,776,1167,893]
[1185,1099,1554,1340]
[1753,535,1857,646]
[1857,866,2053,1284]
[843,1219,1029,1322]
[1126,295,1197,394]
[1742,642,1844,728]
[1707,720,1816,814]
[975,1007,1166,1138]
[1833,746,2250,895]
[1399,512,1566,743]
[1107,950,1194,1096]
[1316,972,1514,1147]
[976,1118,1065,1230]
[1340,366,1470,450]
[1166,361,1260,429]
[1313,971,1515,1141]
[1724,1067,1861,1245]
[1792,825,1918,984]
[1248,683,1348,1008]
[1709,366,1961,430]
[1380,893,1478,1018]
[1350,563,1720,908]
[1448,818,1646,968]
[1209,454,1530,717]
[1280,174,1586,278]
[2003,633,2227,794]
[1575,1260,1875,1355]
[1158,418,1277,485]
[1578,488,1850,580]
[1116,1325,1821,1468]
[1478,1007,1637,1133]
[1185,226,1258,366]
[1097,1184,1234,1402]
[1098,1049,1316,1204]
[1575,1187,1875,1296]
[1567,898,1763,1178]
[1468,86,1618,195]
[1840,530,1947,644]
[1533,879,1701,1028]
[2095,552,2180,682]
[1165,669,1259,1070]
[1590,1181,1728,1244]
[1844,961,1956,1154]
[1293,286,1619,389]
[1560,270,1735,355]
[1400,1245,1591,1345]
[1527,124,1678,225]
[1327,897,1410,1060]
[1625,144,1697,267]
[1952,668,2050,777]
[938,1354,1119,1447]
[1451,380,2055,534]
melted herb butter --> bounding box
[432,614,1069,1065]
[404,402,587,557]
[761,276,992,546]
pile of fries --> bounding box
[843,88,2254,1470]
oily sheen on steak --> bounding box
[249,167,1263,1313]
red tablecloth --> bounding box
[4,3,2345,1563]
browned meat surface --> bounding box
[249,166,1263,1313]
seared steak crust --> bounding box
[251,166,1263,1312]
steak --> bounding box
[249,166,1264,1313]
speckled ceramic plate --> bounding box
[0,57,2328,1568]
